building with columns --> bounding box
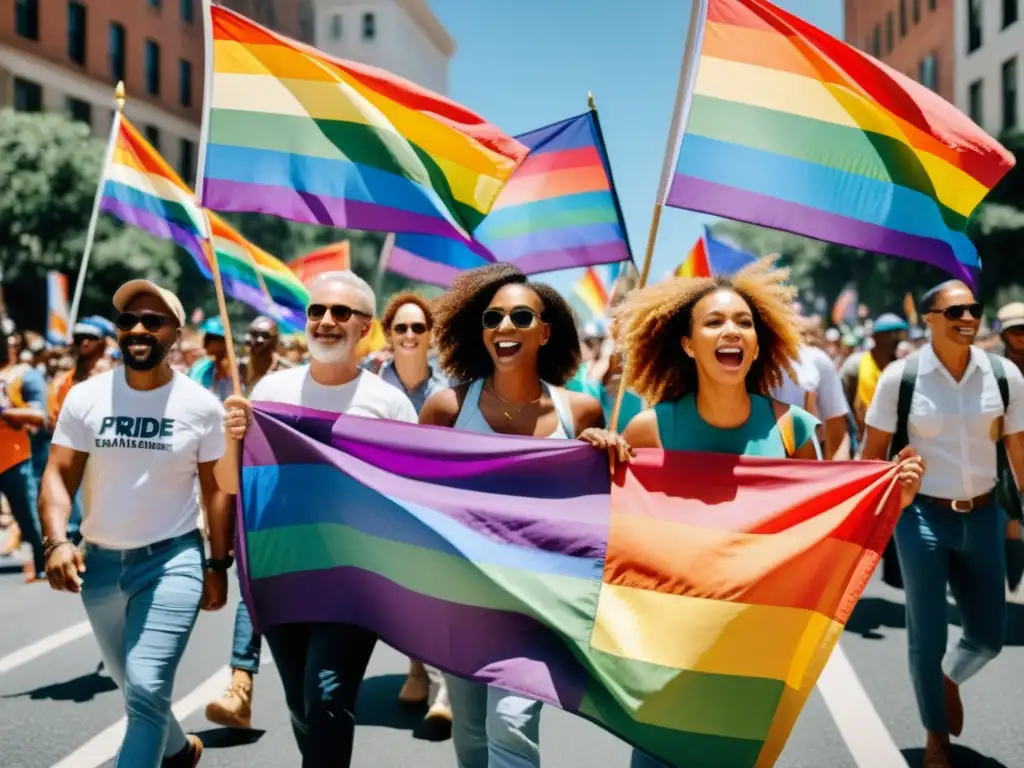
[954,0,1023,136]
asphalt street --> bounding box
[0,552,1020,768]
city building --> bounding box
[954,0,1023,135]
[844,0,955,103]
[313,0,454,95]
[0,0,312,184]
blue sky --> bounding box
[428,0,843,295]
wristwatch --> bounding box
[204,556,235,572]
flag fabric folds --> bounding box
[239,404,901,767]
[201,5,526,241]
[388,111,633,286]
[98,115,308,329]
[288,242,352,285]
[665,0,1015,282]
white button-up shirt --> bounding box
[865,344,1024,499]
[772,345,850,421]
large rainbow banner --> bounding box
[239,404,901,767]
[666,0,1015,281]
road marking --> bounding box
[0,621,92,675]
[54,657,275,768]
[817,644,907,767]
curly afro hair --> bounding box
[613,256,801,405]
[381,292,434,333]
[433,263,581,386]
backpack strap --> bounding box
[889,355,920,460]
[985,352,1010,413]
[770,399,797,458]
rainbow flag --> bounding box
[201,5,525,241]
[239,404,901,767]
[572,266,611,319]
[46,271,70,345]
[388,110,633,286]
[98,115,308,329]
[665,0,1015,282]
[678,227,757,278]
[677,236,712,278]
[289,242,352,285]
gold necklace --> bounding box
[486,378,543,420]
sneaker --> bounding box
[162,734,203,767]
[205,669,253,729]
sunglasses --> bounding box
[929,302,983,321]
[482,307,542,330]
[73,334,100,345]
[115,312,175,333]
[247,332,273,344]
[392,322,427,336]
[306,304,372,322]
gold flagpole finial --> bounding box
[114,81,126,112]
[588,92,596,111]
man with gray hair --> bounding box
[216,270,418,766]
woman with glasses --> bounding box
[614,258,925,768]
[419,263,628,768]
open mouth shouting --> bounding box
[714,345,745,370]
[494,340,522,360]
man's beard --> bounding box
[307,335,355,364]
[119,335,170,371]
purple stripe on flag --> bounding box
[249,566,591,711]
[387,246,466,287]
[511,241,633,276]
[666,175,975,285]
[100,197,205,260]
[204,179,470,241]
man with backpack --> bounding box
[861,280,1024,768]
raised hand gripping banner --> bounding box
[239,404,900,767]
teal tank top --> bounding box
[654,394,819,458]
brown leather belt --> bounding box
[916,491,994,514]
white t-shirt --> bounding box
[251,366,418,423]
[773,346,850,421]
[52,369,226,549]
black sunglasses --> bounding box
[393,322,427,336]
[247,332,273,344]
[482,307,542,330]
[73,334,100,345]
[115,311,175,333]
[928,302,983,321]
[306,304,372,322]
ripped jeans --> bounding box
[262,622,377,767]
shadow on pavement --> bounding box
[902,745,1008,767]
[191,727,267,749]
[356,674,450,742]
[845,598,1024,646]
[3,670,117,703]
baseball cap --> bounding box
[873,313,909,334]
[997,302,1024,332]
[112,279,186,326]
[199,317,226,338]
[72,321,104,339]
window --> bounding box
[109,23,126,82]
[1003,57,1018,130]
[253,0,276,27]
[362,12,376,40]
[67,2,87,65]
[918,52,938,92]
[967,0,981,53]
[298,0,315,43]
[179,59,192,107]
[147,0,161,8]
[929,0,937,10]
[179,139,196,185]
[913,0,921,24]
[180,0,194,24]
[969,78,984,126]
[13,78,42,112]
[885,12,894,53]
[1005,0,1019,29]
[900,0,908,37]
[144,125,161,151]
[145,40,161,96]
[872,25,881,57]
[330,13,342,39]
[15,0,38,40]
[66,96,92,127]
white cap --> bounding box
[112,280,186,326]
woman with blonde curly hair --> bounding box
[615,257,925,766]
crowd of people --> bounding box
[2,259,1022,768]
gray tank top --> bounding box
[453,379,574,438]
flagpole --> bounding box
[609,0,709,432]
[374,233,395,312]
[587,92,634,261]
[68,82,125,336]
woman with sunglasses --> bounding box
[614,259,925,767]
[419,263,627,768]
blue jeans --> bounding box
[445,674,542,768]
[230,577,261,673]
[263,621,377,767]
[81,531,204,767]
[0,460,45,576]
[895,498,1006,733]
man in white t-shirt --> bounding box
[39,280,230,768]
[773,344,851,459]
[215,270,417,767]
